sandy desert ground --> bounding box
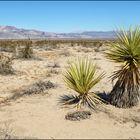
[0,43,140,139]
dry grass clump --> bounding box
[65,110,91,121]
[46,73,52,77]
[47,61,61,76]
[49,69,60,75]
[99,46,106,52]
[10,80,56,100]
[77,47,93,53]
[0,53,14,75]
[20,80,55,94]
[47,61,60,68]
[52,62,60,68]
[44,46,54,51]
[41,44,58,51]
[94,44,107,52]
[94,46,101,52]
[0,122,17,139]
[93,41,103,47]
[59,49,71,57]
[24,80,55,94]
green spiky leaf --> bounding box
[105,26,140,89]
[62,58,105,110]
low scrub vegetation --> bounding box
[0,53,14,75]
[8,80,56,101]
[16,39,33,59]
[0,39,115,52]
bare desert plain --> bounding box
[0,40,140,139]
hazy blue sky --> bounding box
[0,1,140,32]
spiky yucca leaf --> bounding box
[106,27,140,86]
[61,58,105,110]
[64,58,104,94]
[106,27,140,65]
[59,94,80,105]
[105,26,140,108]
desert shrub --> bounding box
[16,39,33,59]
[49,69,60,75]
[47,61,60,68]
[0,53,14,74]
[59,49,71,57]
[23,80,55,95]
[81,48,92,53]
[52,61,60,68]
[0,41,16,52]
[11,80,56,100]
[71,43,74,47]
[94,47,100,52]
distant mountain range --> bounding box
[0,26,116,39]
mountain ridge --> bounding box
[0,25,116,39]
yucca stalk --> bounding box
[60,58,105,110]
[106,26,140,108]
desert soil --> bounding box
[0,44,140,139]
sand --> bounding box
[0,44,140,139]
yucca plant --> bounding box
[60,58,105,110]
[106,26,140,108]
